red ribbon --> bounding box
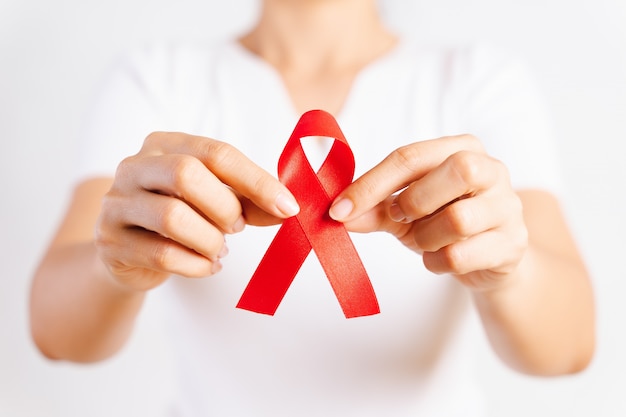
[236,110,380,318]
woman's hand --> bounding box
[329,134,527,292]
[95,131,300,291]
[329,133,594,375]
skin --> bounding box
[31,0,594,374]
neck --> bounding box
[241,0,396,74]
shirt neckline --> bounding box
[224,38,406,124]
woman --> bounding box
[30,0,594,415]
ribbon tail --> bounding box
[304,219,380,319]
[236,218,311,315]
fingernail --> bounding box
[329,198,354,221]
[389,199,407,222]
[275,192,300,217]
[211,260,223,274]
[218,243,229,259]
[232,216,246,233]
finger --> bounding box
[121,153,246,233]
[410,191,522,252]
[143,132,300,218]
[422,228,527,278]
[389,151,506,223]
[108,190,227,262]
[342,196,411,236]
[104,227,221,279]
[329,134,484,222]
[339,196,424,255]
[238,195,283,227]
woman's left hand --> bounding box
[329,134,528,292]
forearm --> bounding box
[30,241,146,363]
[472,244,595,376]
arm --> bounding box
[329,134,595,376]
[472,189,594,375]
[30,178,145,363]
[30,132,299,363]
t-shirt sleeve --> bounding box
[445,45,563,195]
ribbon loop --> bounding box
[236,110,380,318]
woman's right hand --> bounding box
[95,131,300,291]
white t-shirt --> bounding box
[76,38,561,417]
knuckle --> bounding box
[204,140,238,168]
[93,221,111,250]
[355,176,379,200]
[155,199,187,235]
[169,155,203,190]
[150,240,175,271]
[95,195,121,245]
[114,155,138,179]
[143,131,166,149]
[391,144,422,174]
[444,202,474,238]
[94,211,113,243]
[441,244,469,275]
[449,151,482,186]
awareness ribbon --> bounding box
[236,110,380,318]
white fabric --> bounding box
[76,38,562,416]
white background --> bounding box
[1,0,625,415]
